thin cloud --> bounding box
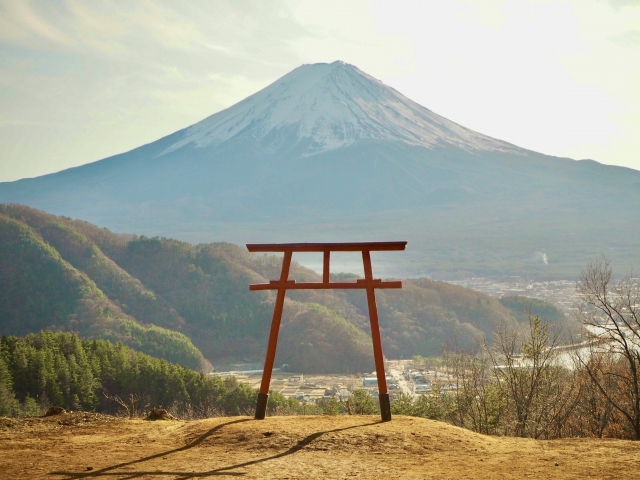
[0,1,75,48]
[602,0,640,7]
[611,29,640,46]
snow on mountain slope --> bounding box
[163,61,521,157]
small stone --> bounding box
[86,466,93,471]
[555,463,560,467]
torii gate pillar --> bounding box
[247,241,406,422]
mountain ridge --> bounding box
[0,205,568,372]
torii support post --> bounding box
[247,241,407,422]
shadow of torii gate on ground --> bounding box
[247,241,407,422]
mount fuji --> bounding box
[1,61,639,279]
[162,61,518,155]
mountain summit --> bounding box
[1,61,639,279]
[163,61,517,156]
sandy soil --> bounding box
[1,413,639,479]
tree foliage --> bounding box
[499,295,565,324]
[0,209,209,370]
[0,330,301,418]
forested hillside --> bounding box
[499,295,565,323]
[0,210,207,370]
[0,205,563,372]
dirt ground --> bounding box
[1,413,639,479]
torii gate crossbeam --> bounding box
[247,241,407,422]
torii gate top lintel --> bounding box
[249,241,406,422]
[246,241,407,252]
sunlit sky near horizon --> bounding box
[1,0,639,182]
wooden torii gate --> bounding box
[247,241,407,422]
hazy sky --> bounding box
[1,0,639,182]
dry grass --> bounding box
[1,413,638,479]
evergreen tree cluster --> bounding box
[0,331,298,418]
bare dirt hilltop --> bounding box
[1,413,638,479]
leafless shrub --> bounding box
[103,393,149,419]
[574,257,640,439]
[486,315,580,438]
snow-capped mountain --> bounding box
[164,61,518,156]
[1,61,639,279]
